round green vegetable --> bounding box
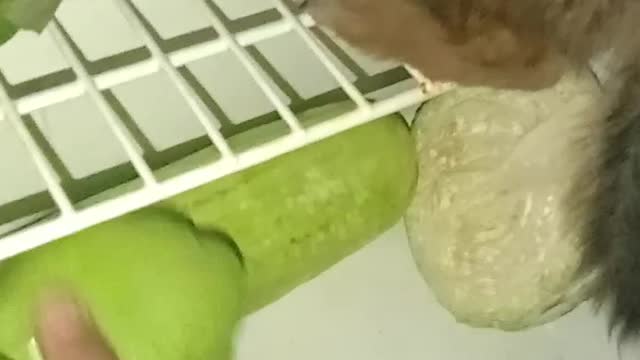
[0,208,245,360]
[405,71,603,330]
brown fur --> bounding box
[305,0,568,89]
[302,0,639,89]
[298,0,640,341]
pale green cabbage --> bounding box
[0,0,61,44]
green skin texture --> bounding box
[0,208,246,360]
[160,113,418,311]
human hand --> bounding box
[36,294,118,360]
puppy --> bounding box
[297,0,640,341]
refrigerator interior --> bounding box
[0,0,631,359]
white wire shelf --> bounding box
[0,0,452,261]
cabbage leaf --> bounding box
[0,0,62,45]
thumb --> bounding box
[35,294,118,360]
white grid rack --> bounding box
[0,0,451,261]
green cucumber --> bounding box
[160,102,417,310]
[8,101,417,313]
